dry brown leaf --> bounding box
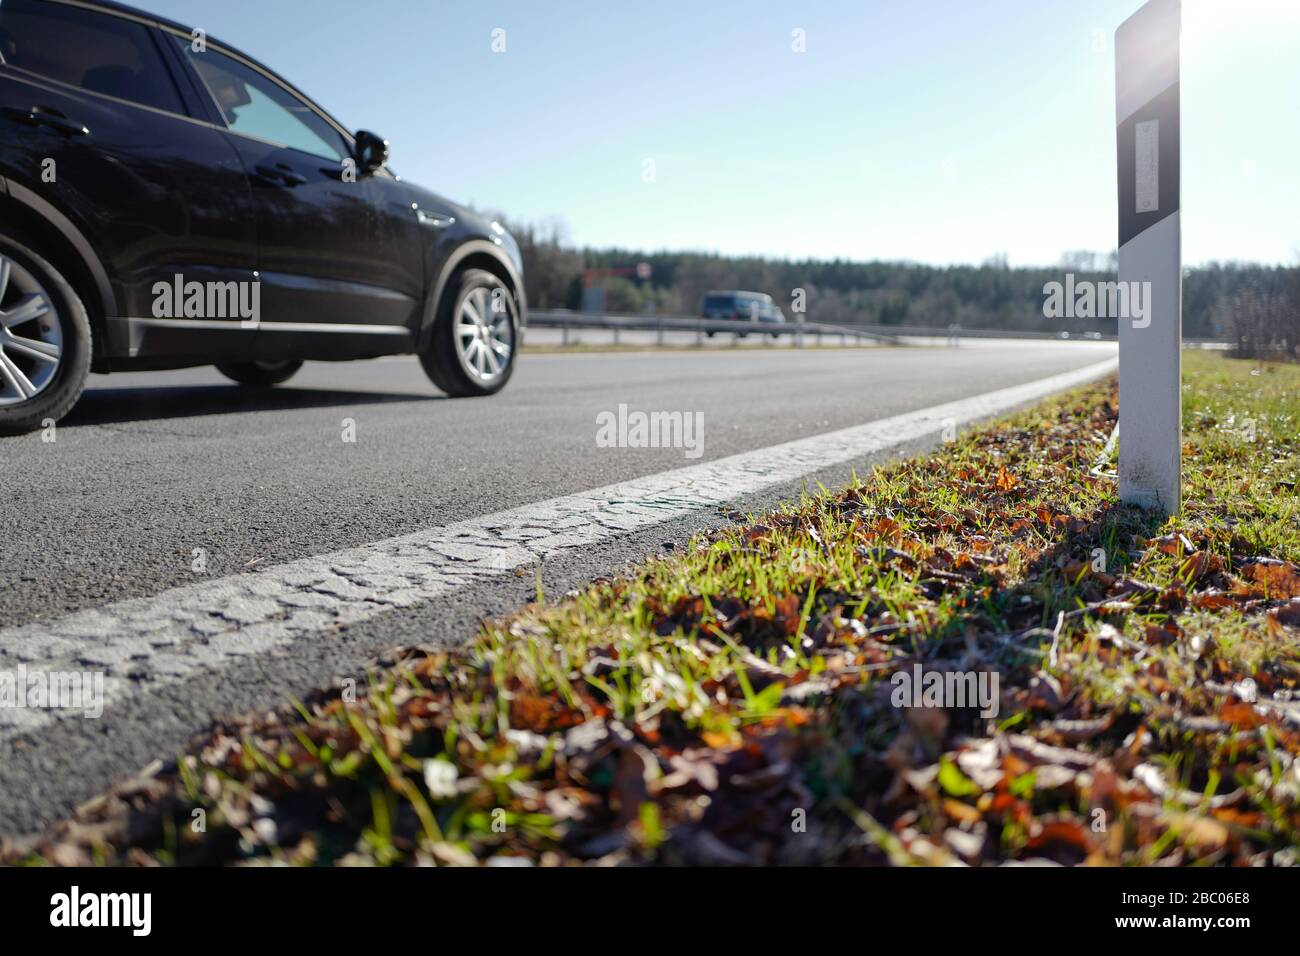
[1242,562,1300,599]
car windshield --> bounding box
[702,295,735,311]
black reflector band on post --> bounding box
[1117,82,1180,248]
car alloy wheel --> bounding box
[454,283,515,385]
[419,268,518,398]
[0,254,63,407]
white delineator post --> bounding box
[1115,0,1182,515]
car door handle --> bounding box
[253,164,308,187]
[2,106,89,137]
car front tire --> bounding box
[420,268,518,397]
[216,359,304,386]
[0,234,92,436]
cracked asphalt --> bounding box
[0,341,1114,835]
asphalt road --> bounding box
[0,341,1114,835]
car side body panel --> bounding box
[0,4,261,363]
[0,0,526,375]
[0,174,117,333]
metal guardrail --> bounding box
[873,326,1232,347]
[527,311,1234,349]
[527,310,899,347]
[861,324,1116,342]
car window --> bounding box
[171,39,348,162]
[0,0,184,114]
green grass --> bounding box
[9,352,1299,867]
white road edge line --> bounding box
[0,359,1116,739]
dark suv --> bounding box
[700,290,785,338]
[0,0,525,434]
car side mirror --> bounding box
[353,130,389,175]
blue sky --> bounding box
[145,0,1299,267]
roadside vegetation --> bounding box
[7,351,1298,867]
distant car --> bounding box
[0,0,525,434]
[700,291,786,338]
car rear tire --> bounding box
[0,234,92,436]
[419,268,518,397]
[216,359,303,386]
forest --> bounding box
[505,219,1299,353]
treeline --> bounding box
[1223,268,1300,358]
[504,219,1298,348]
